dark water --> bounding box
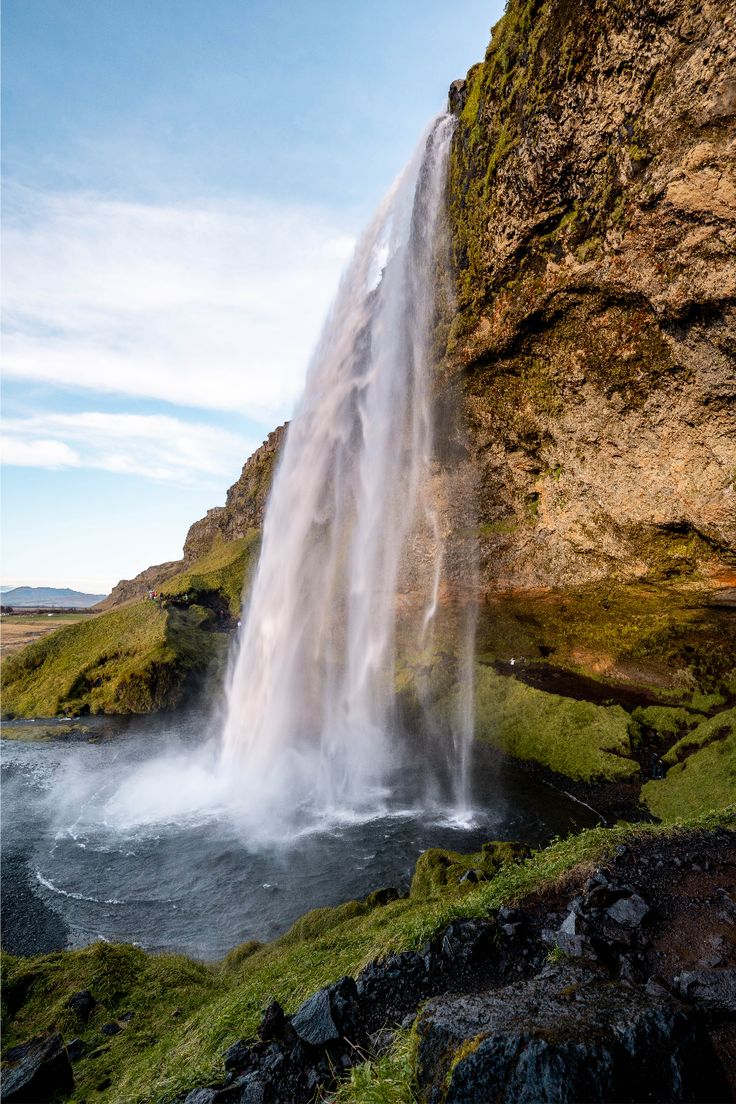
[1,713,597,960]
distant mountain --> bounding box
[0,586,107,608]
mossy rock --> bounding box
[627,706,706,753]
[160,532,260,617]
[641,709,736,821]
[410,840,529,900]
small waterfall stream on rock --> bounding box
[222,114,474,829]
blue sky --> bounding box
[2,0,501,593]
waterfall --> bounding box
[222,115,470,826]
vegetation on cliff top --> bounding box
[2,810,733,1104]
[0,536,258,718]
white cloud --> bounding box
[1,438,80,469]
[2,185,356,419]
[1,412,255,483]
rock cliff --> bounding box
[97,424,286,610]
[182,425,287,562]
[444,0,736,592]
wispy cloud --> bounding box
[1,412,255,482]
[2,184,355,420]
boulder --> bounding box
[676,969,736,1015]
[66,989,96,1023]
[415,962,727,1103]
[1,1032,74,1103]
[605,893,650,929]
[291,976,365,1048]
[290,989,339,1047]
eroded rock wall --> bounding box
[445,0,736,592]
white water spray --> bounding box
[222,115,473,826]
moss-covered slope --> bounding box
[641,708,736,820]
[2,811,732,1104]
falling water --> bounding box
[222,115,472,826]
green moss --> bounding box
[627,706,705,753]
[478,516,519,536]
[3,812,732,1104]
[688,690,727,713]
[470,583,736,701]
[0,600,227,718]
[661,709,736,765]
[641,710,736,821]
[409,841,528,900]
[469,666,637,781]
[161,532,260,617]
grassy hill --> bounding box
[0,535,259,718]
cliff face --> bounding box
[445,0,736,591]
[182,424,287,561]
[8,0,735,728]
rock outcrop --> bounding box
[97,425,287,612]
[444,0,736,592]
[182,425,287,562]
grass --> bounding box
[3,809,733,1104]
[641,709,736,820]
[333,1030,417,1104]
[1,612,93,624]
[160,533,260,617]
[627,705,706,754]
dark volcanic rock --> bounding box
[291,976,365,1048]
[257,1001,287,1043]
[357,951,432,1029]
[416,962,727,1103]
[1,1032,74,1103]
[65,1039,84,1063]
[290,988,340,1047]
[183,1091,218,1104]
[66,989,96,1023]
[605,892,650,929]
[676,968,736,1015]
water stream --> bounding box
[1,717,598,960]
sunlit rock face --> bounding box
[444,0,736,593]
[183,424,289,562]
